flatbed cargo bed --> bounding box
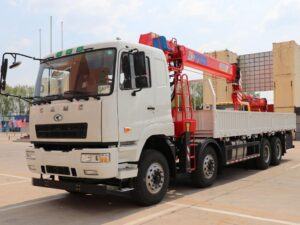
[195,110,296,138]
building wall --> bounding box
[202,41,300,139]
[272,41,300,139]
[273,41,300,112]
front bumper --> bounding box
[26,146,118,179]
[32,178,107,194]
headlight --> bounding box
[26,151,36,160]
[81,153,110,163]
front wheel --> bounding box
[191,145,218,188]
[132,150,170,206]
[66,190,84,195]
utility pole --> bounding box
[50,16,52,54]
[61,21,64,50]
[38,28,42,58]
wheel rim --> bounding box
[275,142,282,160]
[203,154,216,179]
[146,162,165,194]
[263,144,271,163]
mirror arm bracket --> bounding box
[131,88,142,96]
[129,48,139,53]
[2,52,42,64]
[0,52,42,92]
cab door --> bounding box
[117,50,155,143]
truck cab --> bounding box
[26,41,174,200]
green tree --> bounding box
[171,80,203,110]
[189,80,203,110]
[244,91,260,98]
[0,85,34,117]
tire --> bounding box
[191,145,218,188]
[132,150,170,206]
[270,137,282,166]
[255,138,271,170]
[66,190,84,195]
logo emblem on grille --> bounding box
[53,114,63,122]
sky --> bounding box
[1,0,300,95]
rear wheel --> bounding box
[132,150,169,206]
[270,137,282,166]
[255,138,271,170]
[191,145,218,188]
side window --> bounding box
[120,52,151,90]
[145,57,151,87]
[120,53,132,89]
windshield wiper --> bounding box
[0,92,36,103]
[33,91,102,105]
[64,91,101,100]
[64,90,86,95]
[33,94,73,105]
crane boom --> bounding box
[139,32,238,82]
[180,47,237,81]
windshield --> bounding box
[35,48,116,99]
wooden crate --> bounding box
[203,50,238,105]
[273,40,300,109]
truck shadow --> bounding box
[0,159,291,225]
[166,158,291,197]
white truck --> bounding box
[0,32,295,206]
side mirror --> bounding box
[136,76,148,88]
[9,61,22,69]
[0,59,8,91]
[133,51,146,76]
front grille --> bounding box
[46,165,70,175]
[36,123,88,139]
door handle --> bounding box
[147,106,155,110]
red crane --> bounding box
[139,32,242,136]
[242,95,273,112]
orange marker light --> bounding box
[99,154,110,163]
[124,127,132,133]
[186,122,190,132]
